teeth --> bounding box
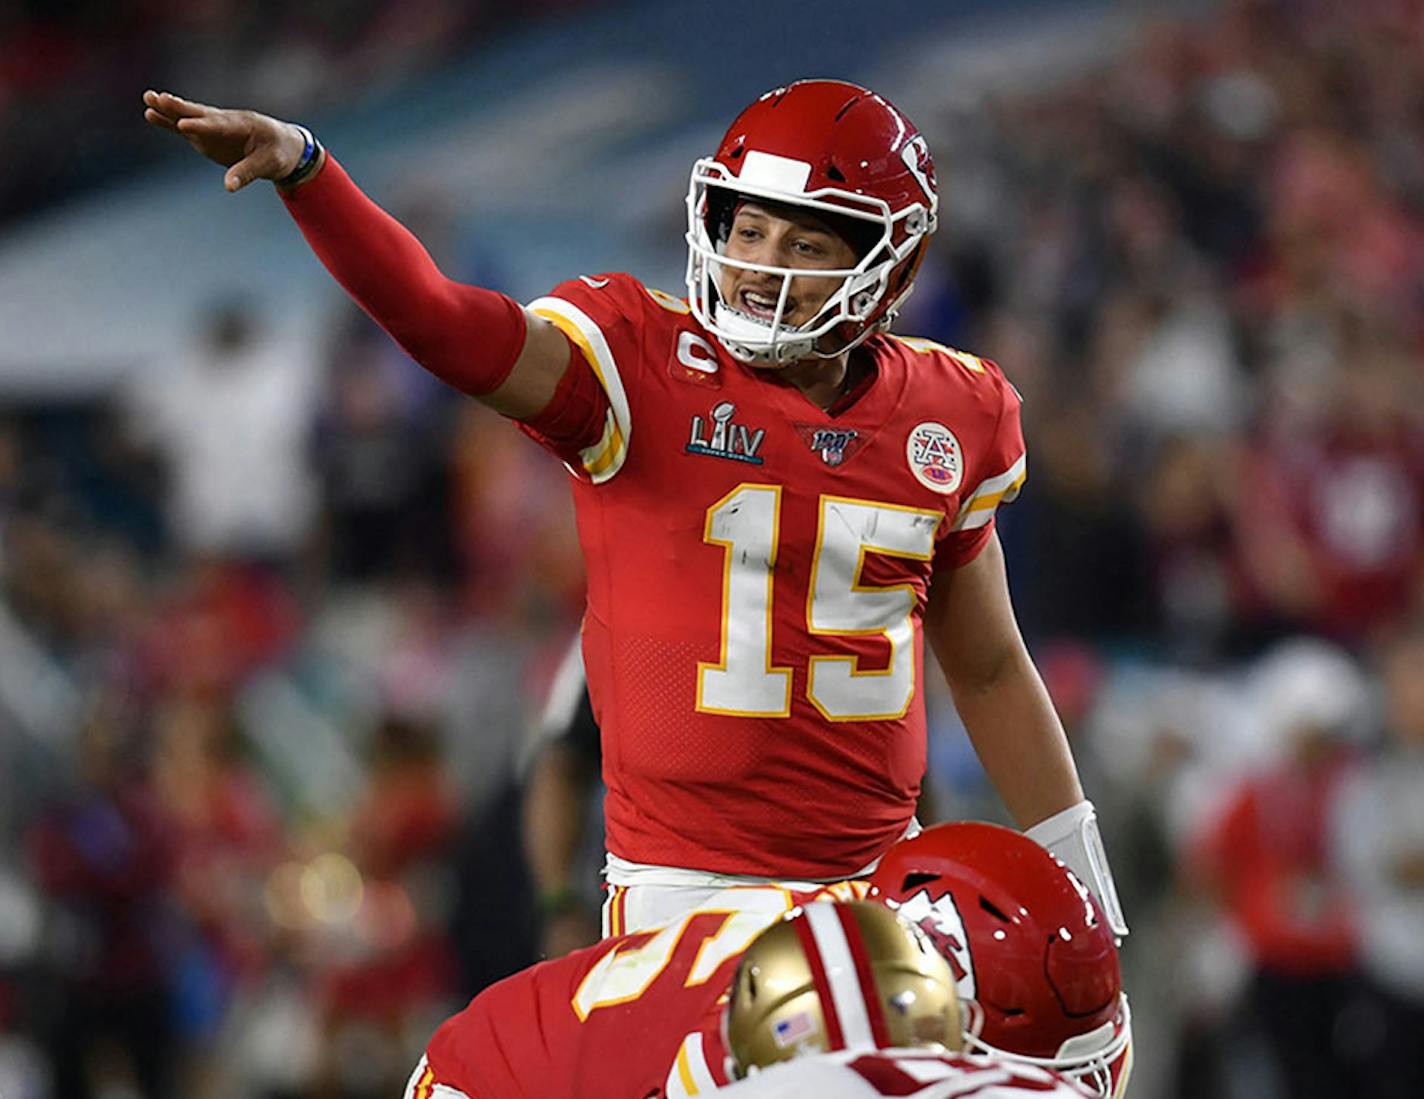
[741,291,784,316]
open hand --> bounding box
[142,90,308,192]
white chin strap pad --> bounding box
[711,303,814,363]
[1026,799,1129,939]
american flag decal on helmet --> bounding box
[772,1011,817,1048]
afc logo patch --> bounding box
[906,421,963,494]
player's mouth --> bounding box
[736,287,795,323]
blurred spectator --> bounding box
[1189,638,1368,1099]
[150,692,282,1095]
[0,0,615,231]
[313,713,459,1099]
[1237,313,1424,643]
[0,418,18,536]
[1334,622,1424,1099]
[1007,396,1153,645]
[1138,434,1244,660]
[309,307,457,585]
[26,694,179,1099]
[123,297,321,566]
[449,403,584,622]
[140,556,302,700]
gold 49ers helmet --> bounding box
[725,900,961,1078]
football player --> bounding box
[397,822,1127,1099]
[867,823,1132,1098]
[711,1049,1093,1098]
[665,823,1131,1099]
[141,81,1126,937]
[403,894,960,1099]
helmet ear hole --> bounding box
[705,188,740,247]
[901,872,938,892]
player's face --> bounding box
[719,201,859,337]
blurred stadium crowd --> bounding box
[0,0,600,232]
[2,1,1424,1098]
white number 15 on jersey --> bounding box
[696,484,941,722]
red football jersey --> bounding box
[525,274,1026,878]
[411,885,855,1099]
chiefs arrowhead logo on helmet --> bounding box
[900,134,936,207]
[885,886,975,994]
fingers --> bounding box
[225,162,252,192]
[142,89,213,120]
[174,115,227,134]
[143,107,180,133]
[225,152,281,193]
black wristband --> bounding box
[276,124,322,188]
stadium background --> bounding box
[2,0,1423,1097]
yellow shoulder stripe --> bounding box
[890,335,985,373]
[529,305,628,481]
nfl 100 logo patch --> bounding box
[906,421,962,494]
[794,423,862,467]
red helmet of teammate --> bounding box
[867,822,1133,1099]
[685,79,939,364]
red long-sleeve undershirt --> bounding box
[280,155,526,396]
[279,155,611,458]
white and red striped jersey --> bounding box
[713,1049,1093,1098]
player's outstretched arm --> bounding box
[140,90,571,420]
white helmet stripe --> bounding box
[803,903,876,1051]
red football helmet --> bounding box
[685,79,938,363]
[867,822,1133,1099]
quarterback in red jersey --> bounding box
[142,80,1125,935]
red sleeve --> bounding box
[280,156,526,396]
[521,273,647,484]
[424,951,593,1098]
[517,339,613,465]
[933,361,1027,572]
